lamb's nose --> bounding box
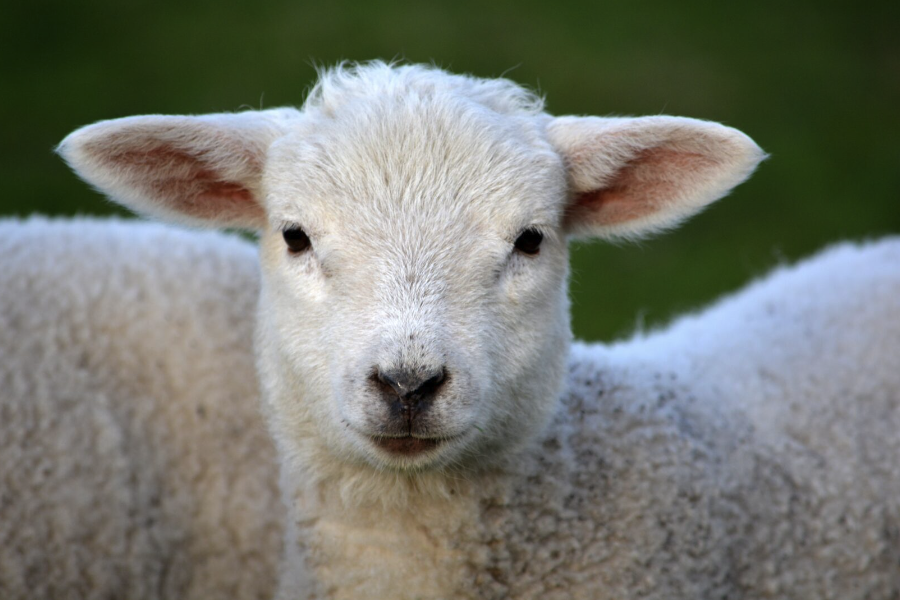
[375,367,446,404]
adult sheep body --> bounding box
[3,62,899,598]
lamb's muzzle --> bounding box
[366,366,452,456]
[374,366,448,419]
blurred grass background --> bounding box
[1,0,897,341]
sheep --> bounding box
[3,61,897,598]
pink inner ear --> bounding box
[102,144,261,222]
[566,146,720,229]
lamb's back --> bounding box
[486,239,900,599]
[0,218,281,600]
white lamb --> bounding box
[2,61,899,599]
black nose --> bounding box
[372,367,447,420]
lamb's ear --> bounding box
[547,116,766,240]
[57,108,301,229]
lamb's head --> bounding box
[59,62,764,475]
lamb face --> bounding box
[58,62,765,476]
[255,93,573,471]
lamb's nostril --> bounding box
[374,367,447,404]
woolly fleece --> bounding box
[0,218,282,600]
[2,219,898,597]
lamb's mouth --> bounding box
[371,435,447,456]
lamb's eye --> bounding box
[283,228,311,254]
[514,229,543,256]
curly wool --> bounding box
[0,218,282,600]
[473,237,900,598]
[2,219,899,598]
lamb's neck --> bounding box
[276,461,505,600]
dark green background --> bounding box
[2,0,898,341]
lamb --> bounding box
[3,61,898,598]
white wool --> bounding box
[4,62,898,598]
[0,218,282,599]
